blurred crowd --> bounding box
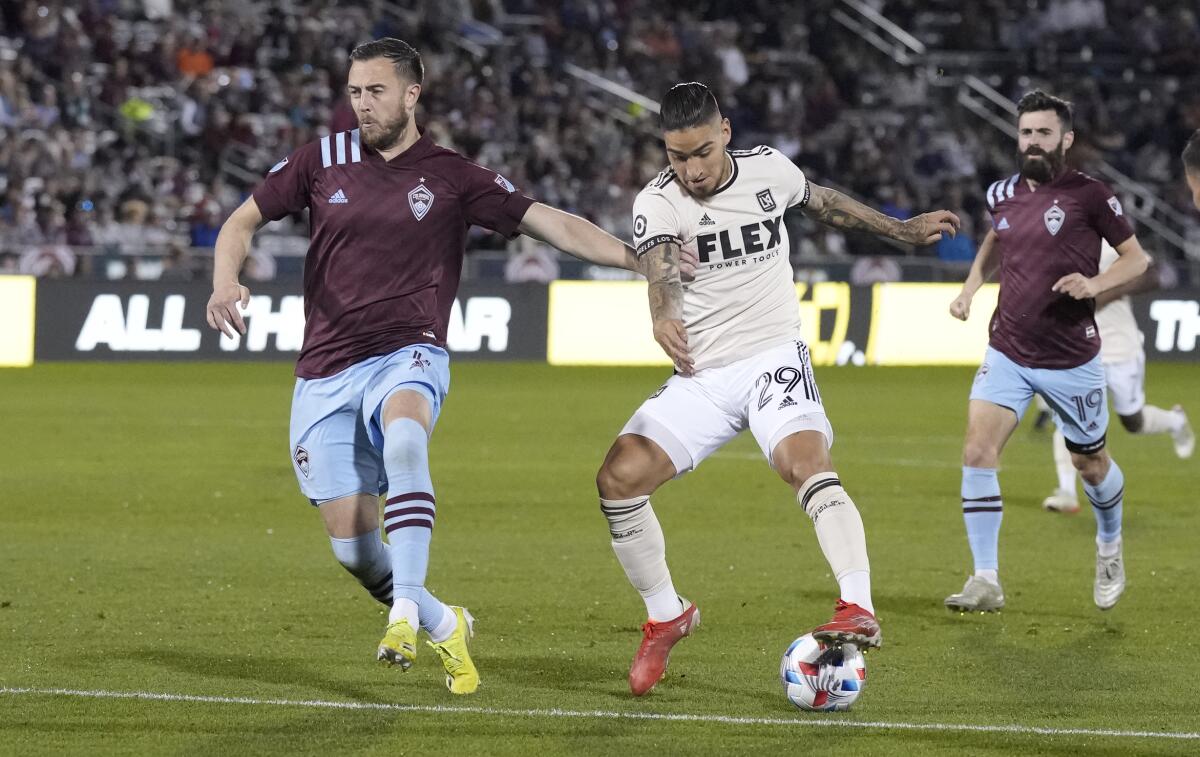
[0,0,1196,282]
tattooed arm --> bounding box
[643,240,694,376]
[804,184,961,245]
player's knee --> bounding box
[596,441,663,499]
[962,440,1000,468]
[382,418,428,470]
[596,456,646,499]
[775,455,830,491]
[1118,412,1143,433]
[1072,451,1109,484]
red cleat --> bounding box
[628,598,700,696]
[811,599,882,648]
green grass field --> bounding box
[1,362,1197,755]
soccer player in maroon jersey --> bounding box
[944,91,1151,613]
[1185,130,1200,211]
[205,38,646,694]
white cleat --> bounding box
[1042,488,1080,514]
[1094,541,1126,610]
[1171,406,1194,459]
[945,575,1005,612]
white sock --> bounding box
[389,597,419,627]
[1097,537,1121,557]
[644,587,685,622]
[797,473,873,613]
[838,570,874,615]
[427,604,457,643]
[974,568,999,584]
[1139,405,1182,435]
[1052,429,1077,494]
[600,496,682,622]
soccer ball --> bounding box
[779,633,867,711]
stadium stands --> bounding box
[0,0,1196,281]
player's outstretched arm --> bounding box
[804,184,960,245]
[643,240,694,376]
[950,228,1000,321]
[206,196,263,338]
[1052,235,1151,301]
[517,202,640,272]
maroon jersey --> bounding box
[253,129,535,378]
[984,169,1134,369]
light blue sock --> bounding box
[961,466,1003,572]
[382,418,436,625]
[328,530,450,634]
[1084,459,1124,544]
[375,541,454,636]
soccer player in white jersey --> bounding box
[595,82,961,696]
[1041,242,1193,512]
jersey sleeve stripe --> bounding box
[350,129,361,162]
[635,234,681,257]
[335,132,347,165]
[986,181,1000,209]
[729,146,771,157]
[320,135,332,168]
[1004,175,1017,199]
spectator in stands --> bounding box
[159,243,194,281]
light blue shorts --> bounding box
[970,346,1108,453]
[288,345,451,504]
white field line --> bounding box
[1,687,1197,741]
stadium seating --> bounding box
[0,0,1196,281]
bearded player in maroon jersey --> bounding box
[944,91,1151,613]
[205,39,647,695]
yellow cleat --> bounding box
[426,606,479,695]
[377,619,417,670]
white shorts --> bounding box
[1104,351,1145,417]
[620,339,833,474]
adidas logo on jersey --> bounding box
[699,213,716,226]
[328,188,349,204]
[996,217,1010,230]
[778,396,798,410]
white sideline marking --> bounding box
[1,687,1197,741]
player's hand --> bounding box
[902,210,961,245]
[653,318,694,376]
[1051,273,1101,300]
[678,243,699,283]
[949,291,972,321]
[206,281,251,338]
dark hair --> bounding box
[349,38,423,84]
[660,82,720,131]
[1184,129,1200,172]
[1016,90,1073,131]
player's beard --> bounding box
[1019,141,1065,183]
[360,109,409,152]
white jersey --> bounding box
[1096,241,1141,364]
[632,145,809,371]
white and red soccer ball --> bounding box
[779,633,867,711]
